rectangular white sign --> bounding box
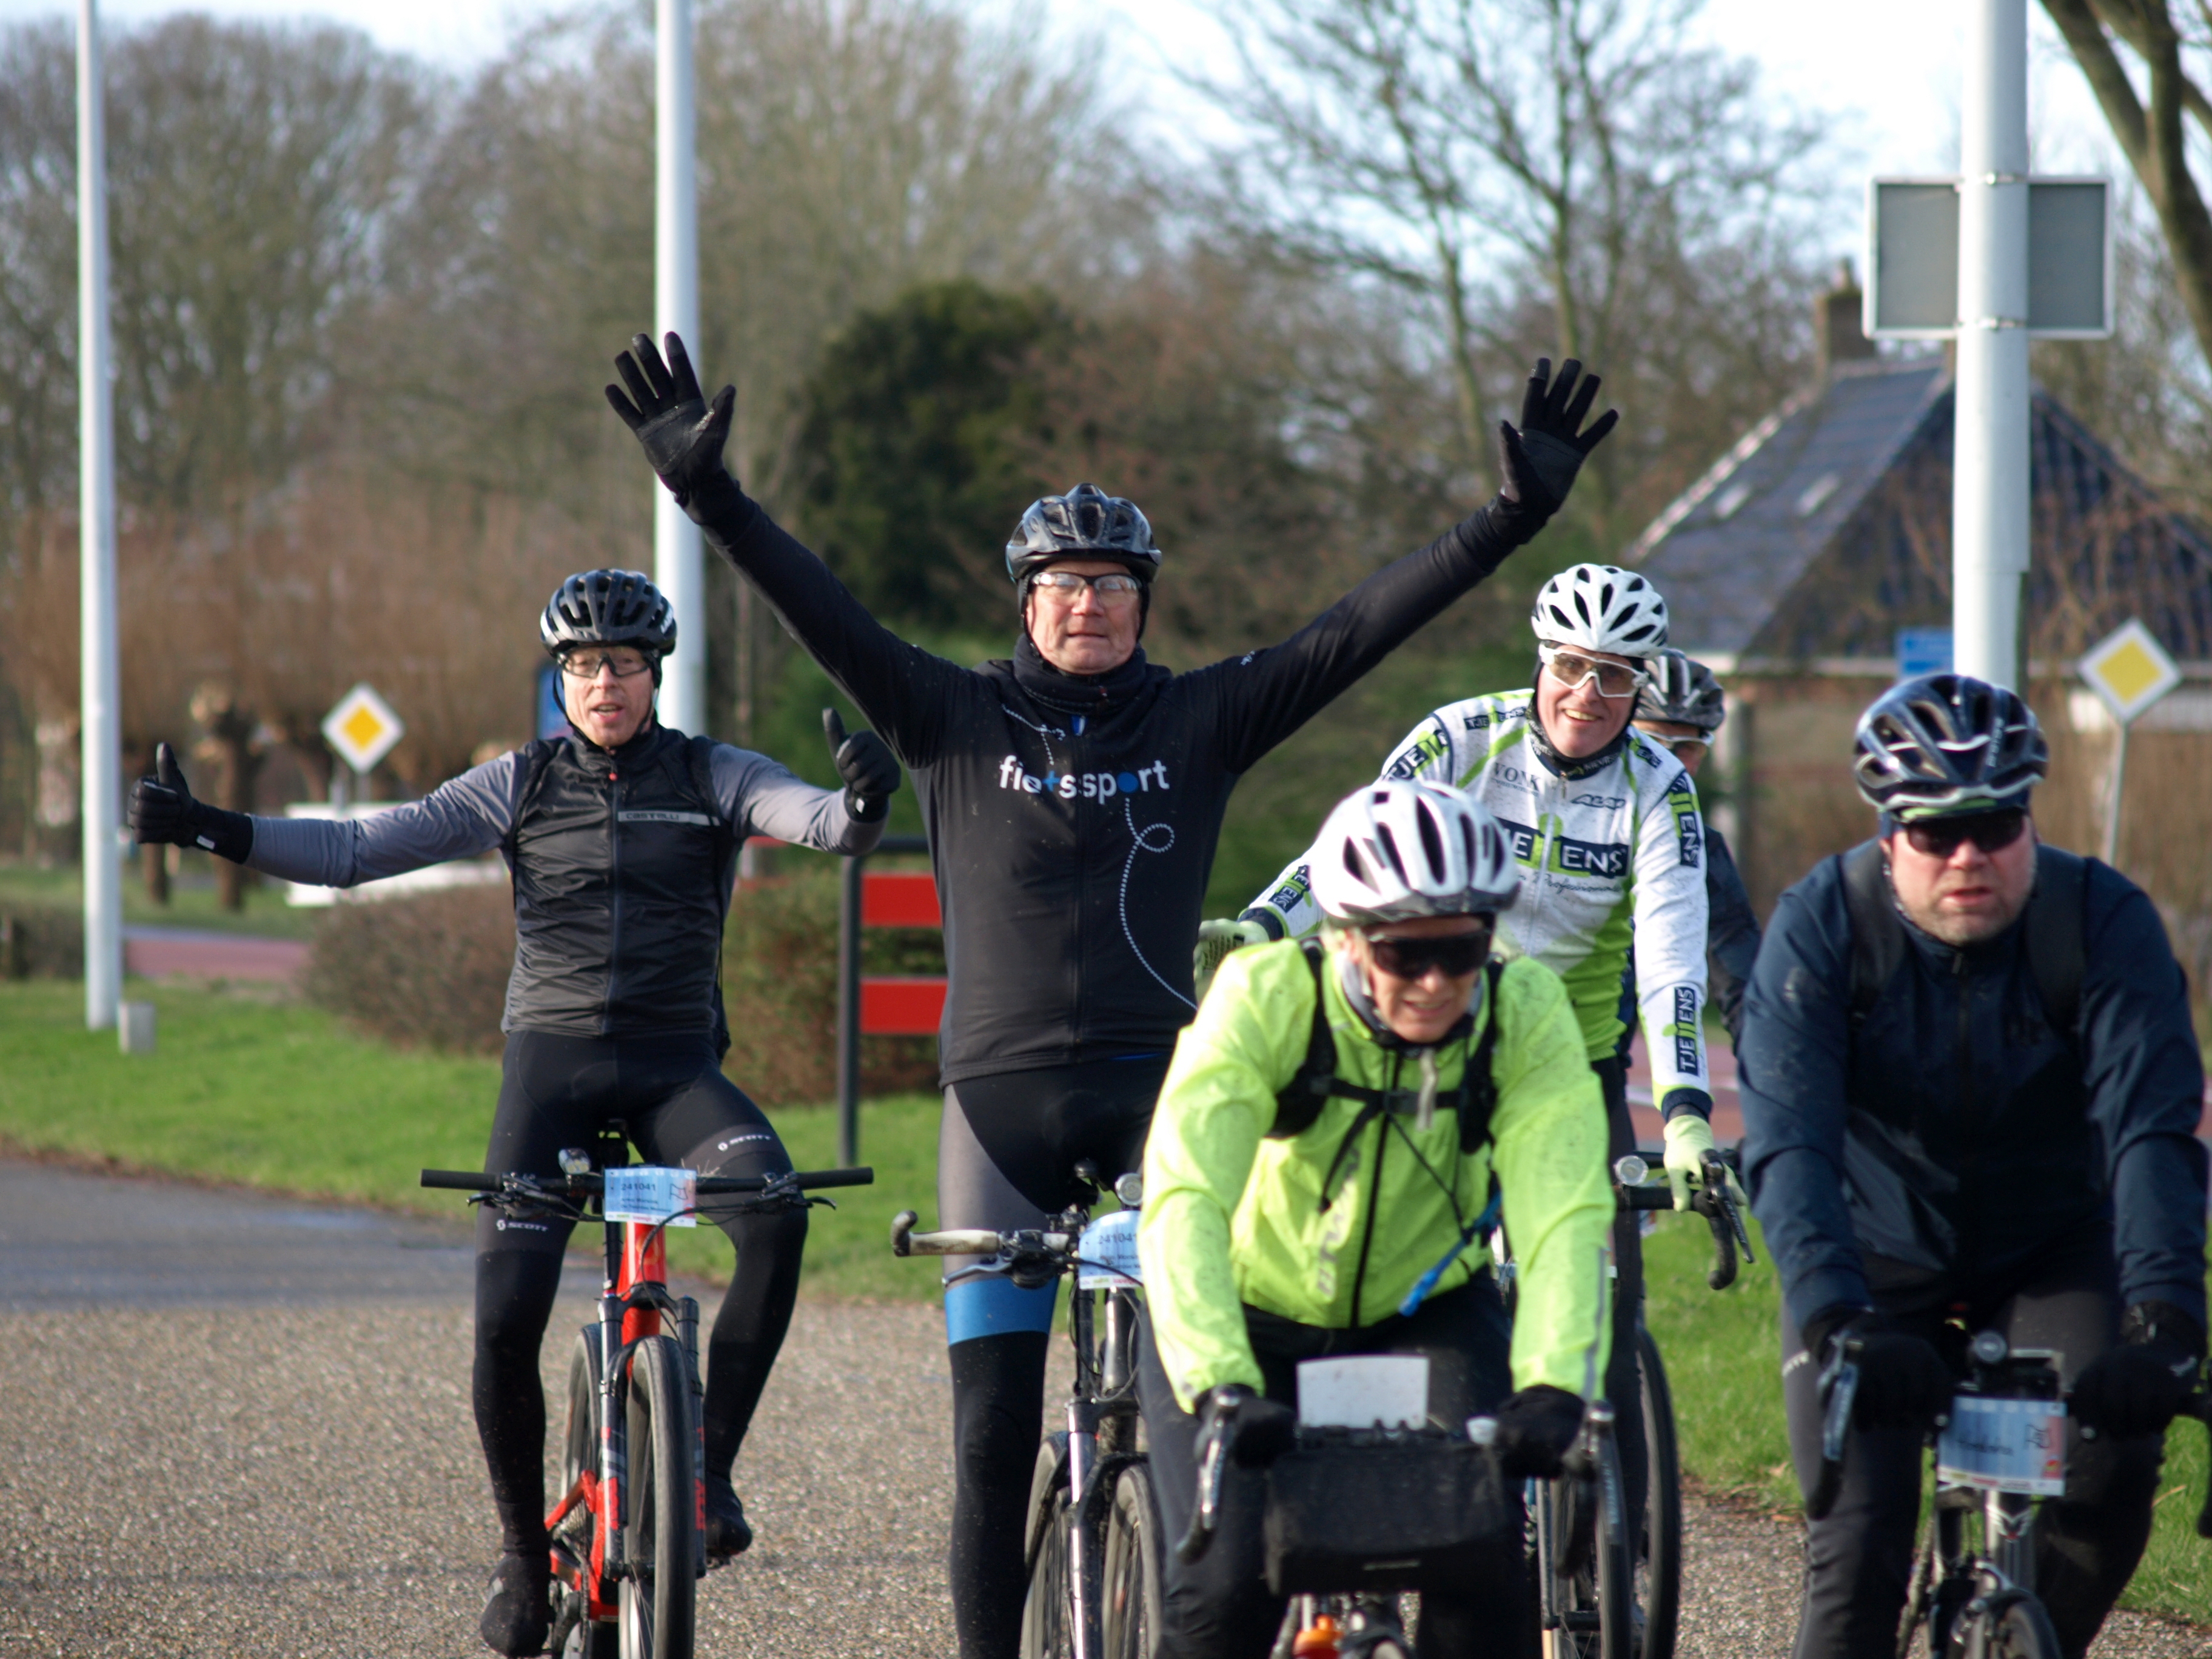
[603,1166,699,1227]
[1076,1208,1142,1289]
[1297,1355,1430,1430]
[1937,1394,2066,1496]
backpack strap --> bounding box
[1842,840,1905,1027]
[1456,959,1506,1158]
[1269,942,1341,1141]
[2023,845,2088,1039]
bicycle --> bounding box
[423,1152,873,1659]
[1504,1145,1752,1659]
[890,1161,1151,1659]
[1811,1326,2212,1659]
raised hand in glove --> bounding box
[1496,358,1618,523]
[822,709,899,825]
[1489,1384,1586,1478]
[1660,1113,1748,1214]
[1201,1384,1298,1470]
[128,742,253,864]
[1193,916,1273,999]
[605,332,742,521]
[2073,1302,2204,1438]
[1803,1310,1954,1432]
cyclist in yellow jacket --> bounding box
[1137,779,1614,1657]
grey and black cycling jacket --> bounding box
[244,722,879,1039]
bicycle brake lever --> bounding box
[1175,1418,1227,1564]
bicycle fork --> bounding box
[597,1289,629,1580]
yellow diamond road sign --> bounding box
[2078,620,2180,726]
[321,683,405,774]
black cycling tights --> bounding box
[937,1056,1170,1659]
[1781,1224,2160,1659]
[472,1031,806,1554]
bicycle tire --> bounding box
[1946,1590,2062,1659]
[1590,1434,1635,1659]
[620,1335,697,1659]
[1102,1460,1162,1659]
[1019,1439,1076,1659]
[556,1332,618,1659]
[1635,1326,1681,1659]
[1542,1438,1635,1659]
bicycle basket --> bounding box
[1262,1429,1510,1595]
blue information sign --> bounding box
[1895,628,1952,679]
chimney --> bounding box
[1817,260,1877,378]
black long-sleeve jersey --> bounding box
[697,490,1537,1085]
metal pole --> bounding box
[836,853,863,1167]
[77,0,121,1031]
[2101,720,2129,866]
[654,0,706,739]
[1952,0,2031,690]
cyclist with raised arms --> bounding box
[603,330,1617,1659]
[1139,779,1614,1657]
[1739,673,2208,1659]
[1625,648,1760,1046]
[1213,565,1719,1532]
[127,569,900,1656]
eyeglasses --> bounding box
[1030,570,1144,601]
[1539,643,1649,699]
[1363,925,1493,980]
[1899,808,2029,859]
[558,648,653,680]
[1641,731,1711,767]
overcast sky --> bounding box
[2,0,2133,212]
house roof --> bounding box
[1625,358,2212,665]
[1623,360,1948,658]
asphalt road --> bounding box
[0,1162,2205,1657]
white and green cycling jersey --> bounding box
[1244,688,1714,1118]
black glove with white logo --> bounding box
[823,709,899,825]
[1490,1384,1587,1478]
[1803,1309,1954,1432]
[2073,1302,2204,1438]
[128,742,253,864]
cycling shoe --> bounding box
[705,1473,754,1558]
[480,1549,551,1655]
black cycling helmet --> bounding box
[541,570,678,667]
[1851,673,2047,819]
[1005,483,1161,586]
[1635,649,1727,733]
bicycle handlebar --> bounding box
[1610,1147,1753,1292]
[419,1166,874,1196]
[887,1210,1076,1259]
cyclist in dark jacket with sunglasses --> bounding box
[1740,672,2208,1659]
[605,329,1616,1659]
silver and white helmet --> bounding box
[1310,780,1520,926]
[1530,563,1669,658]
[1636,649,1726,732]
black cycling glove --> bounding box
[2073,1301,2204,1438]
[822,709,900,825]
[1200,1384,1298,1470]
[605,331,745,523]
[1490,1384,1586,1478]
[128,742,253,864]
[1803,1309,1954,1432]
[1495,357,1618,527]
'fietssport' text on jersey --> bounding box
[1246,691,1712,1118]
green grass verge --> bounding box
[5,977,2207,1626]
[0,860,323,939]
[1644,1210,2212,1627]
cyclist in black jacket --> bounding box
[1739,674,2208,1659]
[606,330,1618,1659]
[128,569,902,1657]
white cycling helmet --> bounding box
[1530,563,1669,658]
[1310,780,1520,925]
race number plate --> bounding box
[1937,1394,2066,1495]
[1076,1209,1142,1289]
[1298,1355,1430,1429]
[603,1166,699,1227]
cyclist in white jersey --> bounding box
[1199,561,1722,1537]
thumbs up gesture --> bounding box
[823,708,900,825]
[128,742,255,863]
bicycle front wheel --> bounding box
[1018,1437,1075,1659]
[1949,1590,2062,1659]
[1635,1327,1681,1659]
[1543,1438,1634,1659]
[620,1335,697,1659]
[557,1330,617,1659]
[1102,1460,1162,1659]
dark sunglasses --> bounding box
[1365,927,1493,980]
[1900,808,2029,859]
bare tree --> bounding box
[1195,0,1835,526]
[2041,0,2212,375]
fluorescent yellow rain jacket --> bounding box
[1139,937,1614,1414]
